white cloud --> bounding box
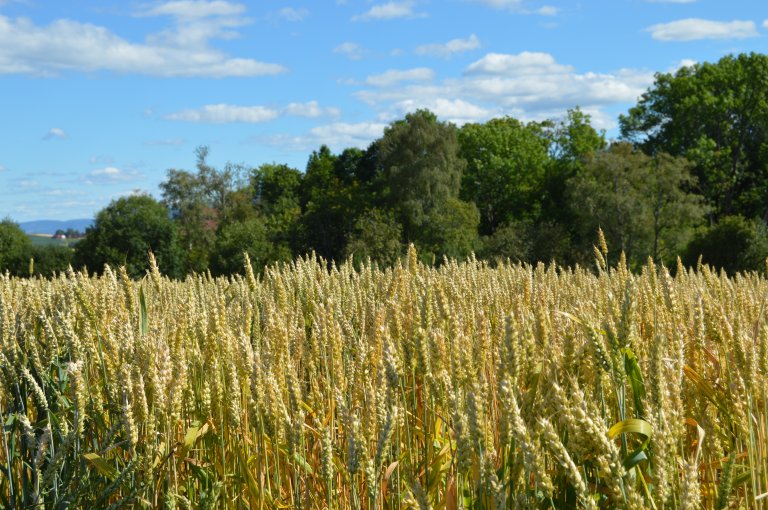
[389,98,492,125]
[114,189,149,199]
[165,101,340,123]
[43,127,67,140]
[0,164,7,172]
[139,1,246,19]
[646,19,758,41]
[763,19,768,29]
[278,7,309,22]
[354,52,654,130]
[465,52,572,75]
[0,7,286,77]
[415,34,480,58]
[334,42,365,60]
[165,104,279,123]
[352,2,426,21]
[91,167,121,177]
[284,101,341,118]
[671,58,697,71]
[365,68,434,87]
[261,122,387,152]
[308,122,387,147]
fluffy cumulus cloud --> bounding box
[0,1,286,77]
[365,68,434,87]
[387,98,492,125]
[166,101,340,123]
[646,18,758,41]
[415,34,481,58]
[333,42,365,60]
[352,2,426,21]
[354,51,654,129]
[465,51,572,75]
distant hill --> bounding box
[19,219,94,235]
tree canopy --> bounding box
[74,195,182,278]
[620,53,768,220]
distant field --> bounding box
[28,233,81,247]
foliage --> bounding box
[160,146,246,273]
[620,53,768,219]
[74,194,182,278]
[250,162,303,259]
[480,219,572,265]
[0,218,32,276]
[30,245,73,277]
[0,249,765,508]
[459,117,551,234]
[298,146,361,261]
[344,208,403,267]
[210,217,274,276]
[418,197,480,263]
[683,215,768,275]
[567,143,706,266]
[377,109,466,241]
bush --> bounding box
[683,215,768,274]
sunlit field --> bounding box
[1,244,766,509]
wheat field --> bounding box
[0,243,766,509]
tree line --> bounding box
[3,52,768,278]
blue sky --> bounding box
[0,0,766,221]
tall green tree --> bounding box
[0,218,32,276]
[543,109,606,227]
[459,117,551,234]
[620,53,768,220]
[298,146,366,262]
[74,195,182,278]
[250,163,303,260]
[377,110,467,242]
[160,146,245,273]
[567,143,706,266]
